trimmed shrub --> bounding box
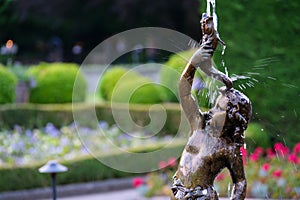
[99,66,168,104]
[27,63,87,103]
[112,77,167,104]
[98,66,140,100]
[0,65,17,104]
[0,103,184,135]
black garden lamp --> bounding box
[39,160,68,200]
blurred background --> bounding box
[0,0,200,64]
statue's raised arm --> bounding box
[178,44,213,131]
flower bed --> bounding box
[133,142,300,199]
[0,122,186,192]
[0,122,182,167]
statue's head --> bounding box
[200,13,214,35]
[226,88,252,123]
[209,87,252,138]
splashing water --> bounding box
[206,0,218,32]
[227,182,231,198]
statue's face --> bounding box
[201,14,214,35]
[215,93,228,111]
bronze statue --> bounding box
[171,13,252,200]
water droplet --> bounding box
[244,143,247,149]
[261,129,264,131]
[282,83,298,89]
[227,182,231,198]
[221,45,226,56]
[267,76,276,80]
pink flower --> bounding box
[158,161,168,169]
[274,142,289,157]
[216,173,225,181]
[288,154,299,164]
[272,169,282,178]
[249,153,259,162]
[132,177,144,188]
[293,142,300,154]
[168,157,177,167]
[262,163,270,171]
[254,147,264,156]
[286,187,292,193]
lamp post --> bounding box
[39,160,68,200]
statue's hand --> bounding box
[190,42,213,67]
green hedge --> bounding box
[99,66,168,104]
[0,66,17,104]
[112,78,168,104]
[0,103,185,135]
[0,142,185,192]
[27,63,87,104]
[98,67,140,100]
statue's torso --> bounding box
[177,129,235,189]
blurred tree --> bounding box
[1,0,201,63]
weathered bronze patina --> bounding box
[171,13,252,200]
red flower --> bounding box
[261,163,270,171]
[274,142,289,157]
[288,154,299,164]
[168,157,177,167]
[249,153,259,162]
[132,177,144,188]
[254,147,264,156]
[240,147,247,165]
[216,173,225,181]
[272,169,282,178]
[158,161,168,169]
[293,142,300,154]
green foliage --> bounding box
[112,77,167,104]
[211,0,300,146]
[98,66,140,100]
[27,63,86,103]
[0,103,183,135]
[99,66,168,104]
[0,65,17,104]
[0,155,131,191]
[245,123,271,152]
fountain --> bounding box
[171,1,252,199]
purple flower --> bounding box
[98,121,109,129]
[44,123,60,137]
